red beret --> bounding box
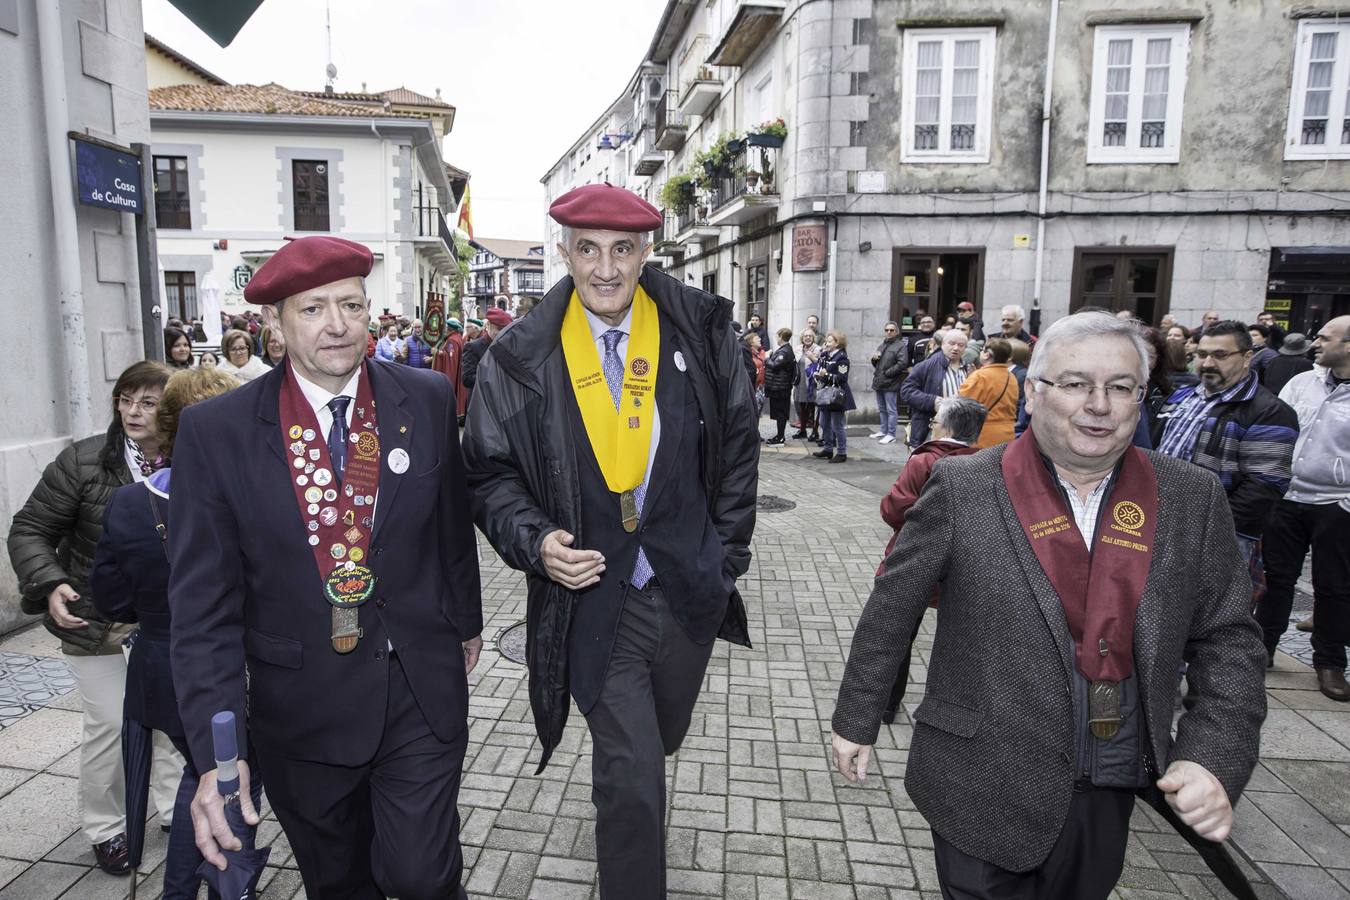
[484,308,513,328]
[549,183,662,233]
[244,236,374,305]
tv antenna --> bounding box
[324,2,338,91]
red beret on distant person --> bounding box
[548,182,662,233]
[484,308,513,328]
[244,235,374,305]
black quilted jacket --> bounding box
[7,424,131,654]
[462,265,757,771]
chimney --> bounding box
[362,81,368,93]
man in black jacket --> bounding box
[869,322,909,444]
[459,306,510,414]
[462,183,757,899]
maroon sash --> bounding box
[278,362,381,652]
[1001,428,1157,689]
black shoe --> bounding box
[790,430,807,439]
[812,449,834,459]
[881,706,898,725]
[766,436,785,445]
[829,454,847,463]
[1267,652,1275,670]
[1317,667,1350,702]
[812,437,824,445]
[93,833,130,876]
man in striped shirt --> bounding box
[1156,320,1299,569]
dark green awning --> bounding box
[167,0,267,47]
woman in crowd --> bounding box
[793,328,821,442]
[259,325,287,367]
[91,367,257,899]
[6,361,182,876]
[375,322,404,362]
[163,327,193,369]
[743,331,766,419]
[1140,326,1175,441]
[763,328,796,445]
[216,328,269,383]
[196,350,219,368]
[1009,338,1032,436]
[957,337,1019,448]
[813,329,856,462]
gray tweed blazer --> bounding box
[832,444,1267,873]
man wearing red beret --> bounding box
[463,184,759,897]
[168,235,483,898]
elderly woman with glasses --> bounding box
[217,327,269,383]
[7,361,184,876]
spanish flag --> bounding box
[457,183,474,241]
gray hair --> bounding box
[1026,311,1149,388]
[1001,304,1026,321]
[935,397,989,444]
[558,225,652,251]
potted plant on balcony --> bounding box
[659,172,696,210]
[746,117,788,148]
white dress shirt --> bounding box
[291,366,380,523]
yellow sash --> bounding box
[560,287,660,494]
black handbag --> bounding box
[816,384,844,410]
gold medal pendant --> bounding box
[1088,679,1123,740]
[620,490,639,533]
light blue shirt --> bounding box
[580,304,662,482]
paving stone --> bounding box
[0,708,81,771]
[0,860,84,899]
[1259,710,1350,762]
[1262,862,1350,900]
[1249,791,1350,868]
[0,774,78,861]
[1231,791,1316,864]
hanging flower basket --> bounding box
[746,132,784,148]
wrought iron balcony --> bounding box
[655,91,688,151]
[707,142,781,227]
[632,125,663,177]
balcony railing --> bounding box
[155,197,191,229]
[655,91,688,151]
[677,34,726,117]
[706,141,781,225]
[294,201,330,232]
[632,125,663,176]
[415,204,455,250]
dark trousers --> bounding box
[583,584,715,899]
[257,654,469,900]
[932,785,1135,900]
[1257,499,1350,670]
[796,401,817,434]
[164,734,262,900]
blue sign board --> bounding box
[72,137,143,214]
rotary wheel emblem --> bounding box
[630,357,651,377]
[1113,501,1145,530]
[355,432,379,458]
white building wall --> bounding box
[1,0,152,633]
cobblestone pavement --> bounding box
[0,435,1347,899]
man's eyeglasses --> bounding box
[1036,378,1144,404]
[884,327,898,333]
[1192,349,1247,361]
[117,395,159,413]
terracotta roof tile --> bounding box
[149,83,419,118]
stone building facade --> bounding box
[543,0,1350,414]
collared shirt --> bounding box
[292,366,360,443]
[1058,472,1114,548]
[1156,374,1252,462]
[1281,366,1350,508]
[580,304,662,481]
[941,361,968,398]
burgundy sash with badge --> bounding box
[278,362,381,653]
[1002,428,1158,738]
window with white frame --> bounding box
[900,27,996,163]
[1087,24,1190,163]
[1285,20,1350,159]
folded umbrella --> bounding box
[121,718,154,900]
[195,712,270,900]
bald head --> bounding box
[1313,315,1350,376]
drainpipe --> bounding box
[1031,0,1061,324]
[37,0,94,440]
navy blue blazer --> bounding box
[167,360,482,774]
[900,351,958,446]
[90,474,183,736]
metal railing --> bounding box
[708,142,780,211]
[294,201,330,232]
[656,90,686,138]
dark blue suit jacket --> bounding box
[91,475,182,735]
[168,360,482,773]
[900,352,955,446]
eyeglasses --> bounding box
[1036,378,1144,404]
[117,395,159,413]
[1192,349,1247,361]
[884,327,898,333]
